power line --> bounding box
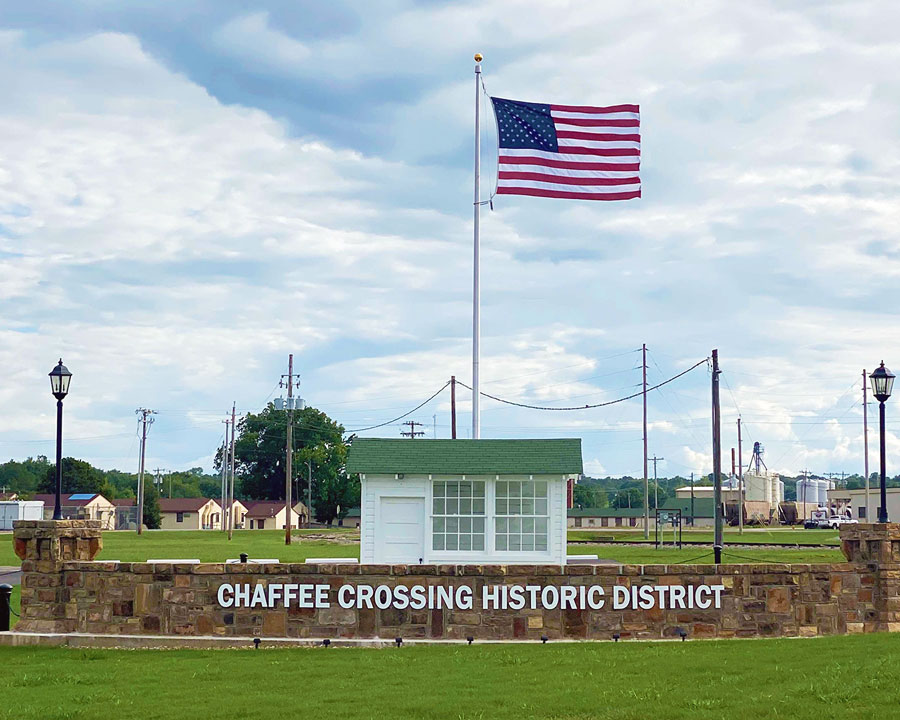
[457,358,709,411]
[348,381,451,433]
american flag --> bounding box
[491,97,640,201]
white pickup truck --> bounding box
[804,511,857,529]
[823,515,857,529]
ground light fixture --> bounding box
[870,362,895,523]
[612,633,620,642]
[677,628,688,642]
[253,638,261,649]
[395,637,403,647]
[540,635,548,644]
[466,636,474,645]
[48,359,72,521]
[322,639,331,648]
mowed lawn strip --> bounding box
[0,529,361,566]
[578,544,845,565]
[1,529,845,566]
[568,528,841,546]
[2,635,899,720]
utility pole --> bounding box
[401,421,426,438]
[228,402,236,541]
[690,472,695,527]
[863,369,870,521]
[737,417,743,534]
[433,413,437,439]
[220,421,230,532]
[451,376,457,439]
[711,349,722,564]
[281,354,300,546]
[650,455,664,511]
[642,343,649,539]
[135,408,156,535]
[307,459,313,529]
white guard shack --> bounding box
[347,438,582,565]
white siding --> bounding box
[361,473,572,565]
[360,475,428,563]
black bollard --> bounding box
[0,584,12,632]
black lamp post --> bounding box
[48,359,72,521]
[869,362,894,524]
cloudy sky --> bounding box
[1,0,898,480]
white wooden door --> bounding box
[376,497,425,563]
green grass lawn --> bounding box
[0,529,360,566]
[579,544,845,565]
[2,528,846,568]
[2,635,899,720]
[568,527,841,546]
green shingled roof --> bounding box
[660,497,716,519]
[346,438,582,475]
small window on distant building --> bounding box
[176,512,184,523]
[859,506,867,519]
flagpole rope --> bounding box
[479,73,499,208]
[457,358,709,411]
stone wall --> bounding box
[10,520,900,640]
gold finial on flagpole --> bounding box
[474,53,483,63]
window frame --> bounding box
[493,479,551,554]
[430,477,487,554]
[427,475,557,562]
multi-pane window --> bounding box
[432,480,485,551]
[495,481,549,552]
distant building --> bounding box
[291,501,310,526]
[158,498,221,530]
[33,493,116,529]
[659,497,716,527]
[567,507,646,529]
[847,487,900,522]
[341,506,361,527]
[243,501,302,530]
[0,500,43,530]
[0,492,19,501]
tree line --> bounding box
[0,402,360,526]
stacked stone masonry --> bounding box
[11,520,900,640]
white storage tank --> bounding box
[816,480,828,506]
[744,473,768,502]
[0,500,44,530]
[795,479,816,507]
[778,480,785,503]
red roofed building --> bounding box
[158,497,222,530]
[32,492,116,529]
[243,500,302,530]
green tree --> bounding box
[612,488,643,509]
[573,483,607,509]
[38,457,107,495]
[221,403,356,524]
[143,481,162,529]
[0,456,51,494]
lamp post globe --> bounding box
[869,362,894,524]
[48,359,72,521]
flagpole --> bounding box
[472,52,482,440]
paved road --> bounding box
[0,566,21,586]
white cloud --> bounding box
[3,2,900,480]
